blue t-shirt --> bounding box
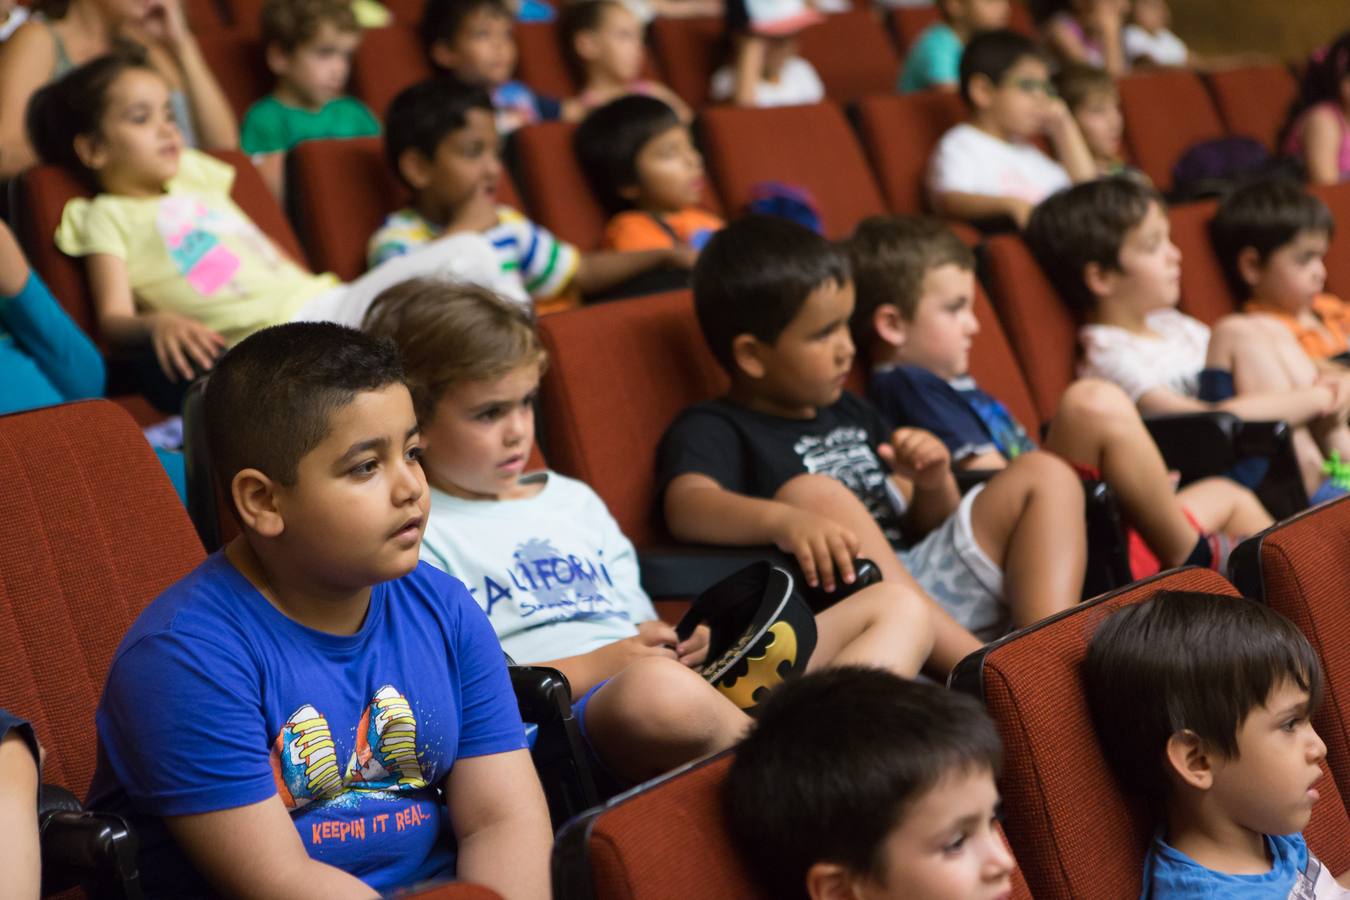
[1142,832,1344,898]
[869,365,1036,463]
[898,22,963,94]
[88,552,528,896]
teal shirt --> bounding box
[898,23,963,94]
[240,94,380,155]
[0,271,104,415]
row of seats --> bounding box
[558,496,1350,899]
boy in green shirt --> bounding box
[241,0,380,157]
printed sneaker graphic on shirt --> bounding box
[271,704,343,809]
[347,685,427,791]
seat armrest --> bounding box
[1143,411,1243,483]
[40,807,143,900]
[509,665,572,724]
[955,469,998,493]
[637,545,795,599]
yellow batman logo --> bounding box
[717,621,799,710]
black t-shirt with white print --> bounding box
[657,392,905,545]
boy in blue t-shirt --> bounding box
[848,214,1272,580]
[897,0,1010,94]
[1084,590,1349,898]
[87,322,551,898]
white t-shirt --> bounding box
[710,56,825,108]
[419,473,658,665]
[1079,308,1211,403]
[927,123,1071,207]
[1123,25,1188,67]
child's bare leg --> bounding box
[808,581,934,678]
[969,451,1086,627]
[1175,477,1273,537]
[773,473,980,674]
[581,656,750,783]
[1044,378,1199,567]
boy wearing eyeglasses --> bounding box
[927,29,1096,230]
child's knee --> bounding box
[1058,378,1136,429]
[613,656,736,740]
[1005,450,1084,499]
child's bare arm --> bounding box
[574,246,693,294]
[880,428,961,536]
[933,191,1035,229]
[1302,106,1344,186]
[530,622,686,696]
[0,731,39,900]
[87,253,226,380]
[664,472,861,591]
[446,751,552,900]
[1137,383,1334,426]
[1044,98,1098,183]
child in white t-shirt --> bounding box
[1122,0,1187,67]
[363,277,935,785]
[927,29,1095,229]
[710,0,824,108]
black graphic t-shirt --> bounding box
[657,393,905,544]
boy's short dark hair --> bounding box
[1055,62,1116,112]
[1210,178,1335,300]
[1025,177,1164,319]
[849,215,976,351]
[958,29,1044,107]
[419,0,511,61]
[693,215,850,373]
[260,0,358,53]
[204,322,406,498]
[1083,590,1324,814]
[573,95,682,216]
[384,75,494,189]
[726,667,1003,900]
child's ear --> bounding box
[804,861,863,900]
[573,30,599,63]
[397,148,434,191]
[231,468,286,539]
[1236,246,1264,290]
[264,42,291,78]
[72,133,107,172]
[731,333,768,381]
[1165,729,1216,791]
[967,72,996,110]
[1083,260,1117,301]
[873,303,907,349]
[429,38,459,71]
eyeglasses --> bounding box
[1008,77,1059,97]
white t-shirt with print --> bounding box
[927,123,1072,207]
[1123,25,1188,67]
[710,57,825,108]
[419,473,658,665]
[1078,308,1211,403]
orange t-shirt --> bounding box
[602,208,725,252]
[1244,294,1350,359]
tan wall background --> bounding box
[1169,1,1350,63]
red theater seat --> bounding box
[1167,199,1236,325]
[951,566,1350,899]
[856,90,966,214]
[516,20,577,99]
[1311,181,1350,298]
[351,24,432,119]
[797,9,900,105]
[1206,64,1299,151]
[649,15,723,110]
[1119,69,1227,193]
[700,101,885,238]
[198,33,272,122]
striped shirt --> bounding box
[367,206,580,300]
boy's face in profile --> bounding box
[409,108,502,219]
[433,7,516,86]
[271,22,360,109]
[828,766,1014,900]
[273,384,429,590]
[1070,89,1123,163]
[738,278,856,418]
[975,55,1056,143]
[624,123,706,214]
[420,360,541,501]
[1096,200,1182,313]
[1245,229,1329,313]
[893,263,980,381]
[1187,678,1326,839]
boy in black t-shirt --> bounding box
[657,215,1086,674]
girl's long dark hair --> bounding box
[1278,31,1350,157]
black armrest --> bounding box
[510,665,572,724]
[955,469,998,493]
[638,545,795,599]
[40,805,142,900]
[508,666,600,827]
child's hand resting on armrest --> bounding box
[767,506,861,594]
[150,311,226,382]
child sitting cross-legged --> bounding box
[573,94,724,254]
[559,0,689,121]
[241,0,379,158]
[928,29,1097,230]
[1211,178,1350,366]
[658,215,1088,677]
[1026,176,1350,505]
[369,77,692,307]
[849,215,1271,579]
[726,666,1017,900]
[1084,590,1350,897]
[88,321,552,898]
[362,278,936,785]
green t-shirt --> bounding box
[240,94,380,155]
